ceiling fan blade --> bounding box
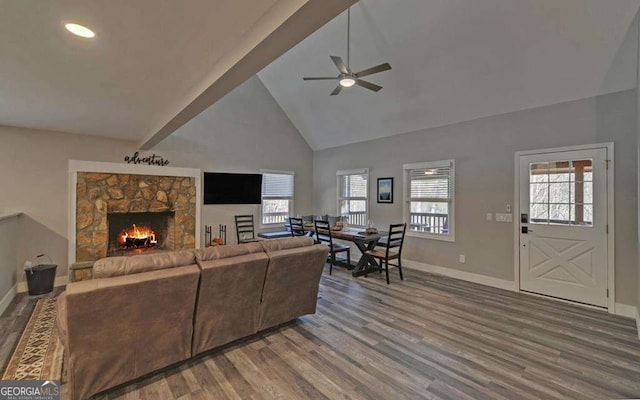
[356,79,382,92]
[355,63,392,78]
[330,56,350,74]
[330,85,343,96]
[303,77,338,80]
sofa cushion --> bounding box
[301,215,314,224]
[260,236,314,252]
[93,257,127,278]
[195,242,264,262]
[193,252,269,354]
[93,249,196,278]
[257,244,329,330]
[327,215,341,226]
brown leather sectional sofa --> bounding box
[56,237,329,400]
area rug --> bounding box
[2,297,63,381]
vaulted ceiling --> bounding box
[0,0,353,147]
[1,1,639,152]
[258,0,640,150]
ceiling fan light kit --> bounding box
[339,75,356,87]
[303,7,391,95]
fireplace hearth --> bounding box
[107,211,175,256]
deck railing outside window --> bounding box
[262,212,289,225]
[409,212,449,234]
[343,211,367,227]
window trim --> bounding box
[403,160,455,242]
[336,168,369,227]
[260,169,294,227]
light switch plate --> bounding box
[496,213,513,223]
[486,213,493,221]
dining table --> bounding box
[308,225,387,277]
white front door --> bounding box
[519,148,608,307]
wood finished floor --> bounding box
[1,267,639,399]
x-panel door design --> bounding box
[519,148,608,307]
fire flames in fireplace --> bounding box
[119,224,158,250]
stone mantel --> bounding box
[68,160,201,265]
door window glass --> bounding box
[529,159,593,226]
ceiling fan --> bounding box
[303,7,391,96]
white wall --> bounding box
[314,89,638,306]
[0,76,314,289]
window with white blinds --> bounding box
[261,171,294,225]
[337,169,368,227]
[403,160,455,240]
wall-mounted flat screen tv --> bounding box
[203,172,262,204]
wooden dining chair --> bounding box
[235,215,262,244]
[289,217,306,237]
[314,219,350,275]
[365,223,406,284]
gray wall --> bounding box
[314,89,638,306]
[0,76,314,289]
[0,127,135,281]
[636,14,640,324]
[0,215,19,308]
[155,76,314,238]
[0,126,135,284]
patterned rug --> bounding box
[2,297,64,380]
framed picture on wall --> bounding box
[377,177,393,203]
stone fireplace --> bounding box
[74,170,198,263]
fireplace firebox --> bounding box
[107,211,175,256]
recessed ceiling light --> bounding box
[64,23,95,38]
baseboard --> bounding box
[15,275,69,294]
[613,302,638,319]
[403,259,517,292]
[0,285,17,317]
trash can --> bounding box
[24,254,57,295]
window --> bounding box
[529,160,593,226]
[261,170,294,225]
[403,160,455,241]
[337,168,368,227]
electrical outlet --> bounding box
[486,213,493,221]
[459,254,466,263]
[506,204,512,212]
